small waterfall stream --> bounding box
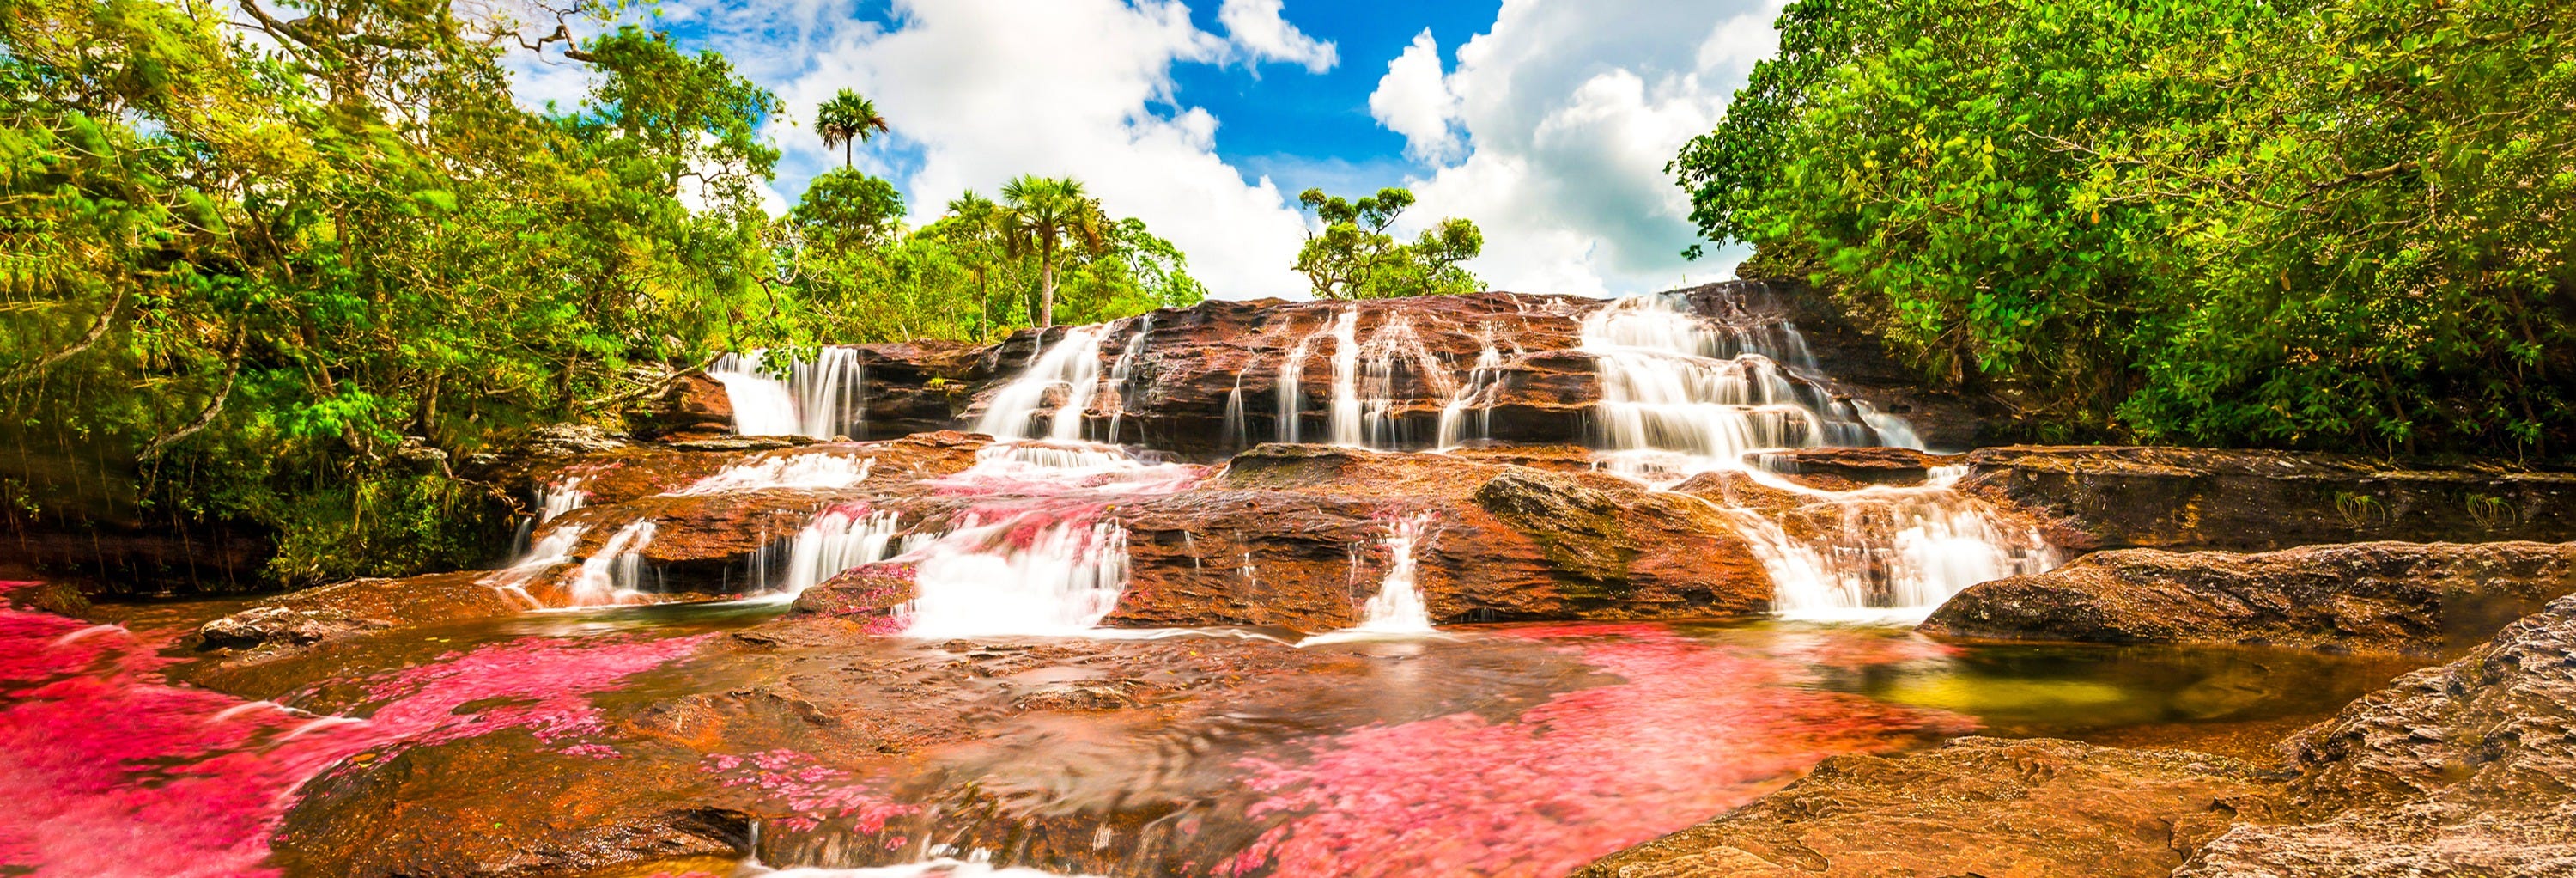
[1349,515,1437,634]
[713,349,866,439]
[901,515,1133,638]
[1578,294,2050,618]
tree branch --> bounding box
[140,330,246,460]
[9,289,122,383]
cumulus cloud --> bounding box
[1368,29,1461,165]
[1218,0,1339,73]
[504,0,1327,299]
[1368,0,1788,295]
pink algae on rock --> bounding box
[0,593,711,878]
[700,749,919,834]
[1225,625,1972,878]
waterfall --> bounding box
[1350,515,1437,633]
[762,507,903,595]
[537,477,588,523]
[1325,310,1363,447]
[1220,373,1249,450]
[1436,339,1505,448]
[975,327,1109,442]
[900,515,1132,638]
[1583,295,1917,478]
[1103,316,1154,443]
[1719,470,2058,621]
[1278,320,1324,443]
[676,454,875,495]
[483,526,586,607]
[711,349,865,439]
[565,521,658,607]
[1584,293,2048,618]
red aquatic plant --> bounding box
[1225,626,1971,877]
[0,593,711,877]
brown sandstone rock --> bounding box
[1749,446,1963,491]
[1921,541,2576,655]
[1575,736,2274,878]
[1962,445,2576,552]
[2175,593,2576,877]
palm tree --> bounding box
[814,89,889,168]
[999,175,1109,328]
[941,190,1006,340]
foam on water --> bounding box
[676,454,876,495]
[899,514,1132,638]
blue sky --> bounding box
[514,0,1786,298]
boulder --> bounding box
[2176,593,2576,877]
[627,374,736,441]
[1575,736,2273,878]
[195,570,524,651]
[1963,445,2576,552]
[1921,541,2576,655]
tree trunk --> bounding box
[1039,240,1058,328]
[843,140,852,168]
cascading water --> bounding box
[1582,293,2050,618]
[1349,515,1437,633]
[677,454,875,495]
[900,515,1133,638]
[537,477,588,523]
[758,507,904,596]
[1583,296,1915,478]
[712,348,866,439]
[1436,338,1506,448]
[1102,316,1154,444]
[482,526,586,607]
[975,327,1108,442]
[565,521,658,607]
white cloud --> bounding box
[1219,0,1339,73]
[1368,0,1788,295]
[500,0,1327,300]
[1368,29,1461,165]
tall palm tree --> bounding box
[999,175,1109,328]
[814,89,889,168]
[942,190,1006,340]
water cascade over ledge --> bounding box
[712,348,866,439]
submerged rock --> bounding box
[1589,583,2576,878]
[1574,736,2272,878]
[1963,445,2576,551]
[196,570,515,652]
[2180,592,2576,877]
[1921,541,2576,655]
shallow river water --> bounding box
[2,589,2416,878]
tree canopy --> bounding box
[0,0,1203,587]
[1676,0,2576,459]
[1293,187,1484,300]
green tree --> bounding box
[1292,187,1482,299]
[814,88,889,169]
[1672,0,2573,457]
[999,174,1111,327]
[792,168,907,248]
[936,190,1013,340]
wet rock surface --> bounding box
[1574,736,2273,878]
[2172,593,2576,877]
[1584,593,2576,878]
[1964,445,2576,552]
[1922,541,2576,655]
[1101,445,1774,630]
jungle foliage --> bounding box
[1678,0,2576,459]
[1293,187,1484,300]
[0,0,1198,587]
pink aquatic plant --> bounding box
[0,589,711,877]
[700,749,919,834]
[1226,626,1972,877]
